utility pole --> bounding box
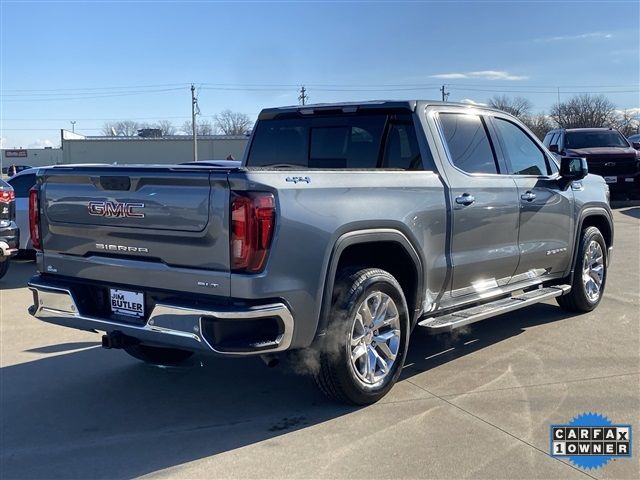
[440,84,449,102]
[70,121,76,133]
[298,85,308,105]
[191,84,198,162]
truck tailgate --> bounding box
[39,166,231,271]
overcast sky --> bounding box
[1,0,638,149]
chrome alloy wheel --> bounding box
[348,291,401,386]
[582,240,604,302]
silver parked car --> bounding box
[7,168,37,255]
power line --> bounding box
[5,81,637,92]
[0,87,186,102]
[1,83,190,93]
[3,115,192,121]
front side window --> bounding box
[494,118,550,176]
[439,113,498,174]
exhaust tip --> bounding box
[260,354,280,368]
[101,334,112,349]
[102,331,131,349]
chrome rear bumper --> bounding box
[0,240,18,258]
[28,281,294,356]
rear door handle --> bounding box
[521,191,536,202]
[455,193,475,206]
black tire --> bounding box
[123,344,194,366]
[314,268,410,405]
[557,226,608,312]
[0,260,9,280]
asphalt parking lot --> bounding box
[1,207,638,480]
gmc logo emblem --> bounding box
[88,201,145,218]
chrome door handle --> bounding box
[455,193,475,206]
[521,191,536,202]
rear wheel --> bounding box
[0,260,9,280]
[123,344,194,366]
[314,268,410,405]
[557,226,607,312]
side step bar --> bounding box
[418,285,571,334]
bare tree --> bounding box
[117,120,142,136]
[213,110,253,135]
[488,95,532,120]
[101,122,118,136]
[101,120,141,136]
[181,119,214,136]
[155,120,177,136]
[550,94,617,129]
[611,109,640,137]
[522,113,554,140]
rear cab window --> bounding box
[246,113,429,170]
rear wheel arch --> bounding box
[317,229,424,338]
[572,209,613,270]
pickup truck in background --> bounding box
[543,127,640,199]
[27,101,613,404]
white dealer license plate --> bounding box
[110,289,145,318]
[604,176,617,184]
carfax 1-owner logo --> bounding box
[551,412,632,470]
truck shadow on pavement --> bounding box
[618,207,640,219]
[1,299,579,479]
[0,259,36,290]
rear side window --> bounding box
[382,123,423,169]
[439,113,498,174]
[493,118,550,176]
[247,114,424,170]
[8,174,36,197]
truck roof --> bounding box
[258,100,503,119]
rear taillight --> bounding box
[29,186,41,251]
[230,192,275,272]
[0,189,15,203]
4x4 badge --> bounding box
[286,176,311,184]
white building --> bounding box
[59,130,249,165]
[1,130,249,173]
[1,147,62,170]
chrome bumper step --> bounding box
[418,285,571,334]
[28,280,294,356]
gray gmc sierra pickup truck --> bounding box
[28,101,613,404]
